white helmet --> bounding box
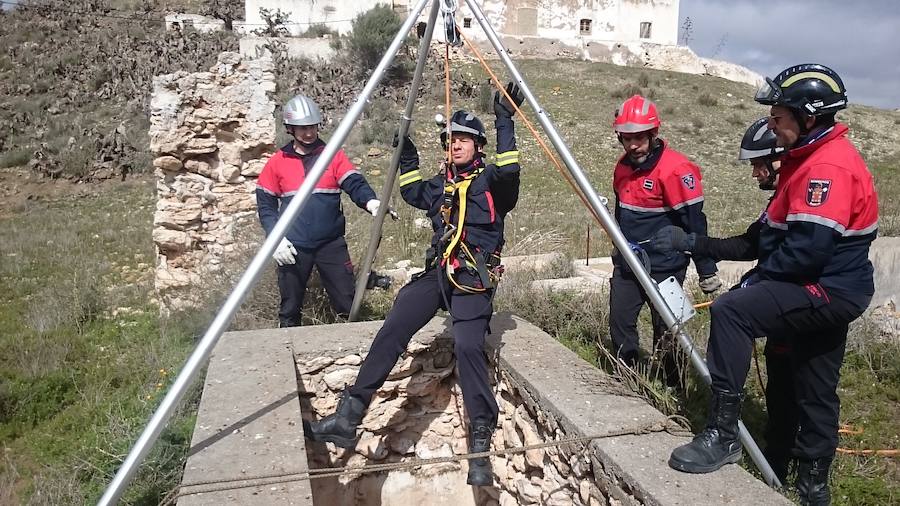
[283,95,322,126]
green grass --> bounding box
[0,182,202,504]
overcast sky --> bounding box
[680,0,899,110]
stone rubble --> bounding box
[297,334,615,505]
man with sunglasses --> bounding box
[667,64,878,506]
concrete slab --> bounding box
[569,235,899,309]
[185,315,791,505]
[491,314,792,506]
[178,331,313,506]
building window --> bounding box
[464,17,472,28]
[580,18,592,35]
[640,21,652,39]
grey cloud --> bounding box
[680,0,900,109]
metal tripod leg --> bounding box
[462,0,781,489]
[348,0,440,322]
[97,0,433,503]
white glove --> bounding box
[365,199,381,217]
[699,275,723,294]
[272,237,297,266]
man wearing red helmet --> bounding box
[608,94,720,385]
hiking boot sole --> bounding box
[668,449,742,473]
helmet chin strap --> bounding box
[759,159,778,191]
[789,108,812,148]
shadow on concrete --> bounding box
[186,391,298,457]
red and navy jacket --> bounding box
[256,140,376,250]
[613,140,716,276]
[753,123,878,298]
[398,115,520,258]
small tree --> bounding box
[200,0,242,31]
[253,8,291,37]
[345,5,405,73]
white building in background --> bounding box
[443,0,679,47]
[165,13,226,33]
[239,0,408,37]
[237,0,677,45]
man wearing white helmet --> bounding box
[256,94,381,327]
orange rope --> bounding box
[693,300,713,309]
[839,424,863,435]
[836,448,899,457]
[457,30,603,225]
[443,43,452,166]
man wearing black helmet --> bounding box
[664,64,878,506]
[650,117,799,482]
[306,82,525,487]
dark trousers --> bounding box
[763,338,798,466]
[277,236,355,327]
[349,268,498,424]
[706,280,868,459]
[609,267,687,364]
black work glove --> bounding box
[649,225,696,254]
[494,81,525,118]
[392,130,418,168]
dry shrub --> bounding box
[697,92,719,106]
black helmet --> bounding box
[754,63,847,116]
[440,110,487,148]
[739,117,785,161]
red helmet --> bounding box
[613,95,661,133]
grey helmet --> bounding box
[739,117,785,161]
[283,95,322,126]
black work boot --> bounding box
[669,390,743,473]
[796,456,832,506]
[466,419,495,486]
[306,390,367,448]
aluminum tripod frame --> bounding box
[462,0,781,489]
[348,0,440,322]
[97,0,432,502]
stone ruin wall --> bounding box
[297,336,621,506]
[149,52,277,313]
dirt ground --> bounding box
[0,167,150,219]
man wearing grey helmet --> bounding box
[256,94,380,327]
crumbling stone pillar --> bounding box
[149,52,277,313]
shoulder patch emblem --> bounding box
[642,178,654,191]
[806,179,831,207]
[681,173,695,190]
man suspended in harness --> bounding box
[306,82,525,487]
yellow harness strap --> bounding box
[442,176,472,261]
